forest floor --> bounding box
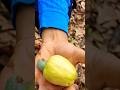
[0,0,85,90]
[1,0,120,90]
[0,0,85,89]
[35,0,85,89]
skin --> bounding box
[35,29,85,90]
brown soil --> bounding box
[0,0,85,90]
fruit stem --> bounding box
[37,59,46,71]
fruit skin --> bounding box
[43,55,77,86]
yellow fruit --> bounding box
[37,55,77,86]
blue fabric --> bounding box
[37,0,73,33]
[11,0,34,7]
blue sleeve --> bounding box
[38,0,73,33]
[11,0,34,7]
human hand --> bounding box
[35,29,85,90]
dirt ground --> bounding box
[86,0,120,90]
[1,0,120,90]
[0,0,85,90]
[86,0,120,58]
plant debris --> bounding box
[0,0,85,89]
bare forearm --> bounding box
[42,29,68,43]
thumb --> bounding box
[35,45,54,83]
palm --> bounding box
[35,41,85,90]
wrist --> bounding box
[41,28,68,44]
